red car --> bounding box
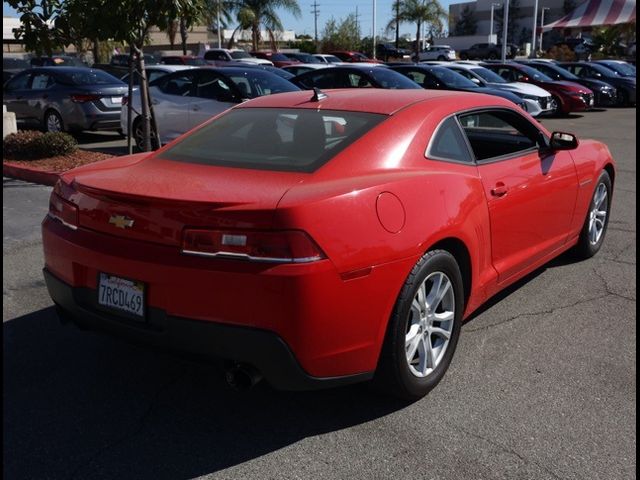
[329,50,385,64]
[43,89,615,399]
[249,51,299,68]
[483,62,595,115]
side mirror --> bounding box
[549,131,579,150]
[471,77,481,84]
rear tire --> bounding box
[44,110,64,133]
[488,52,497,60]
[460,53,468,60]
[373,250,464,400]
[573,170,612,259]
[133,117,159,151]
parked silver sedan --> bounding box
[3,67,127,133]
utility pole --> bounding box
[355,6,360,35]
[539,8,550,53]
[372,0,377,59]
[217,0,221,48]
[490,3,501,42]
[311,1,320,49]
[500,0,510,62]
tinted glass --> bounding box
[226,70,299,97]
[269,53,290,61]
[600,61,635,76]
[459,110,538,161]
[428,117,472,162]
[5,73,30,90]
[3,58,29,69]
[30,73,53,89]
[369,68,422,89]
[517,65,553,82]
[230,51,252,59]
[429,67,479,88]
[186,58,207,66]
[57,69,123,85]
[158,108,386,172]
[156,72,195,95]
[533,63,578,80]
[195,72,236,101]
[471,67,507,83]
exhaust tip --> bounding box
[224,363,263,391]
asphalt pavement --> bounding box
[3,108,636,480]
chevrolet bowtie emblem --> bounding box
[109,215,134,229]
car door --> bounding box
[188,70,240,130]
[458,109,579,282]
[26,72,55,124]
[2,72,33,123]
[150,70,196,142]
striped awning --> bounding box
[542,0,636,29]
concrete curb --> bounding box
[3,162,60,186]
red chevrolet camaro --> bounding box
[43,89,615,399]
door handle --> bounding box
[491,183,508,197]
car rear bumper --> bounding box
[42,217,411,385]
[44,268,373,390]
[67,103,122,131]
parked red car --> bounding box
[249,51,299,68]
[329,50,385,63]
[483,62,594,114]
[43,89,615,399]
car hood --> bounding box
[542,80,591,93]
[491,81,551,97]
[577,78,616,91]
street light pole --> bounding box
[530,0,539,57]
[372,0,377,59]
[217,0,221,48]
[500,0,510,62]
[539,8,550,53]
[490,3,501,41]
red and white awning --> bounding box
[542,0,636,30]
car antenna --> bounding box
[311,87,328,101]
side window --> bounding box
[498,68,514,81]
[305,71,342,89]
[348,72,372,88]
[452,69,474,81]
[5,73,30,91]
[195,72,237,102]
[403,70,426,86]
[30,73,52,89]
[458,110,539,161]
[427,117,473,163]
[157,72,195,96]
[147,70,167,83]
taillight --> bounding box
[48,192,79,230]
[70,94,100,103]
[182,229,325,263]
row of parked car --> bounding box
[2,54,635,150]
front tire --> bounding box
[573,170,612,259]
[133,117,159,151]
[374,250,464,400]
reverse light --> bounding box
[70,93,100,103]
[182,229,326,263]
[48,192,78,230]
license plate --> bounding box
[98,273,145,318]
[111,96,123,105]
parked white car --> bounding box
[120,64,195,85]
[121,66,300,150]
[415,45,456,62]
[446,62,556,117]
[313,54,344,64]
[202,48,274,66]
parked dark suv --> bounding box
[376,43,411,61]
[459,43,517,60]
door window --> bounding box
[156,72,195,96]
[5,73,30,91]
[194,71,237,101]
[30,74,53,89]
[458,110,540,161]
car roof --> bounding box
[22,66,103,73]
[235,89,512,115]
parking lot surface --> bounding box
[3,108,636,480]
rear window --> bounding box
[158,108,386,172]
[57,69,124,85]
[225,70,300,98]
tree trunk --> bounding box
[252,21,260,51]
[395,2,400,49]
[415,22,421,57]
[134,44,152,152]
[180,17,188,55]
[92,37,100,64]
[127,45,134,155]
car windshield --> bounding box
[226,70,300,98]
[57,69,124,85]
[518,65,553,82]
[269,53,290,61]
[601,61,636,76]
[429,67,479,88]
[471,67,507,83]
[296,54,321,63]
[230,51,252,59]
[541,64,579,80]
[324,55,342,63]
[370,68,424,89]
[157,108,386,172]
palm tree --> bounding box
[230,0,301,52]
[391,0,446,57]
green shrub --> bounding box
[3,130,78,160]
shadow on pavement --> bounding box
[3,307,410,479]
[73,131,129,156]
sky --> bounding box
[3,0,455,38]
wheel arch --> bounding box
[603,163,615,188]
[426,237,472,309]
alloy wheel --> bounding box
[588,182,608,245]
[46,112,62,132]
